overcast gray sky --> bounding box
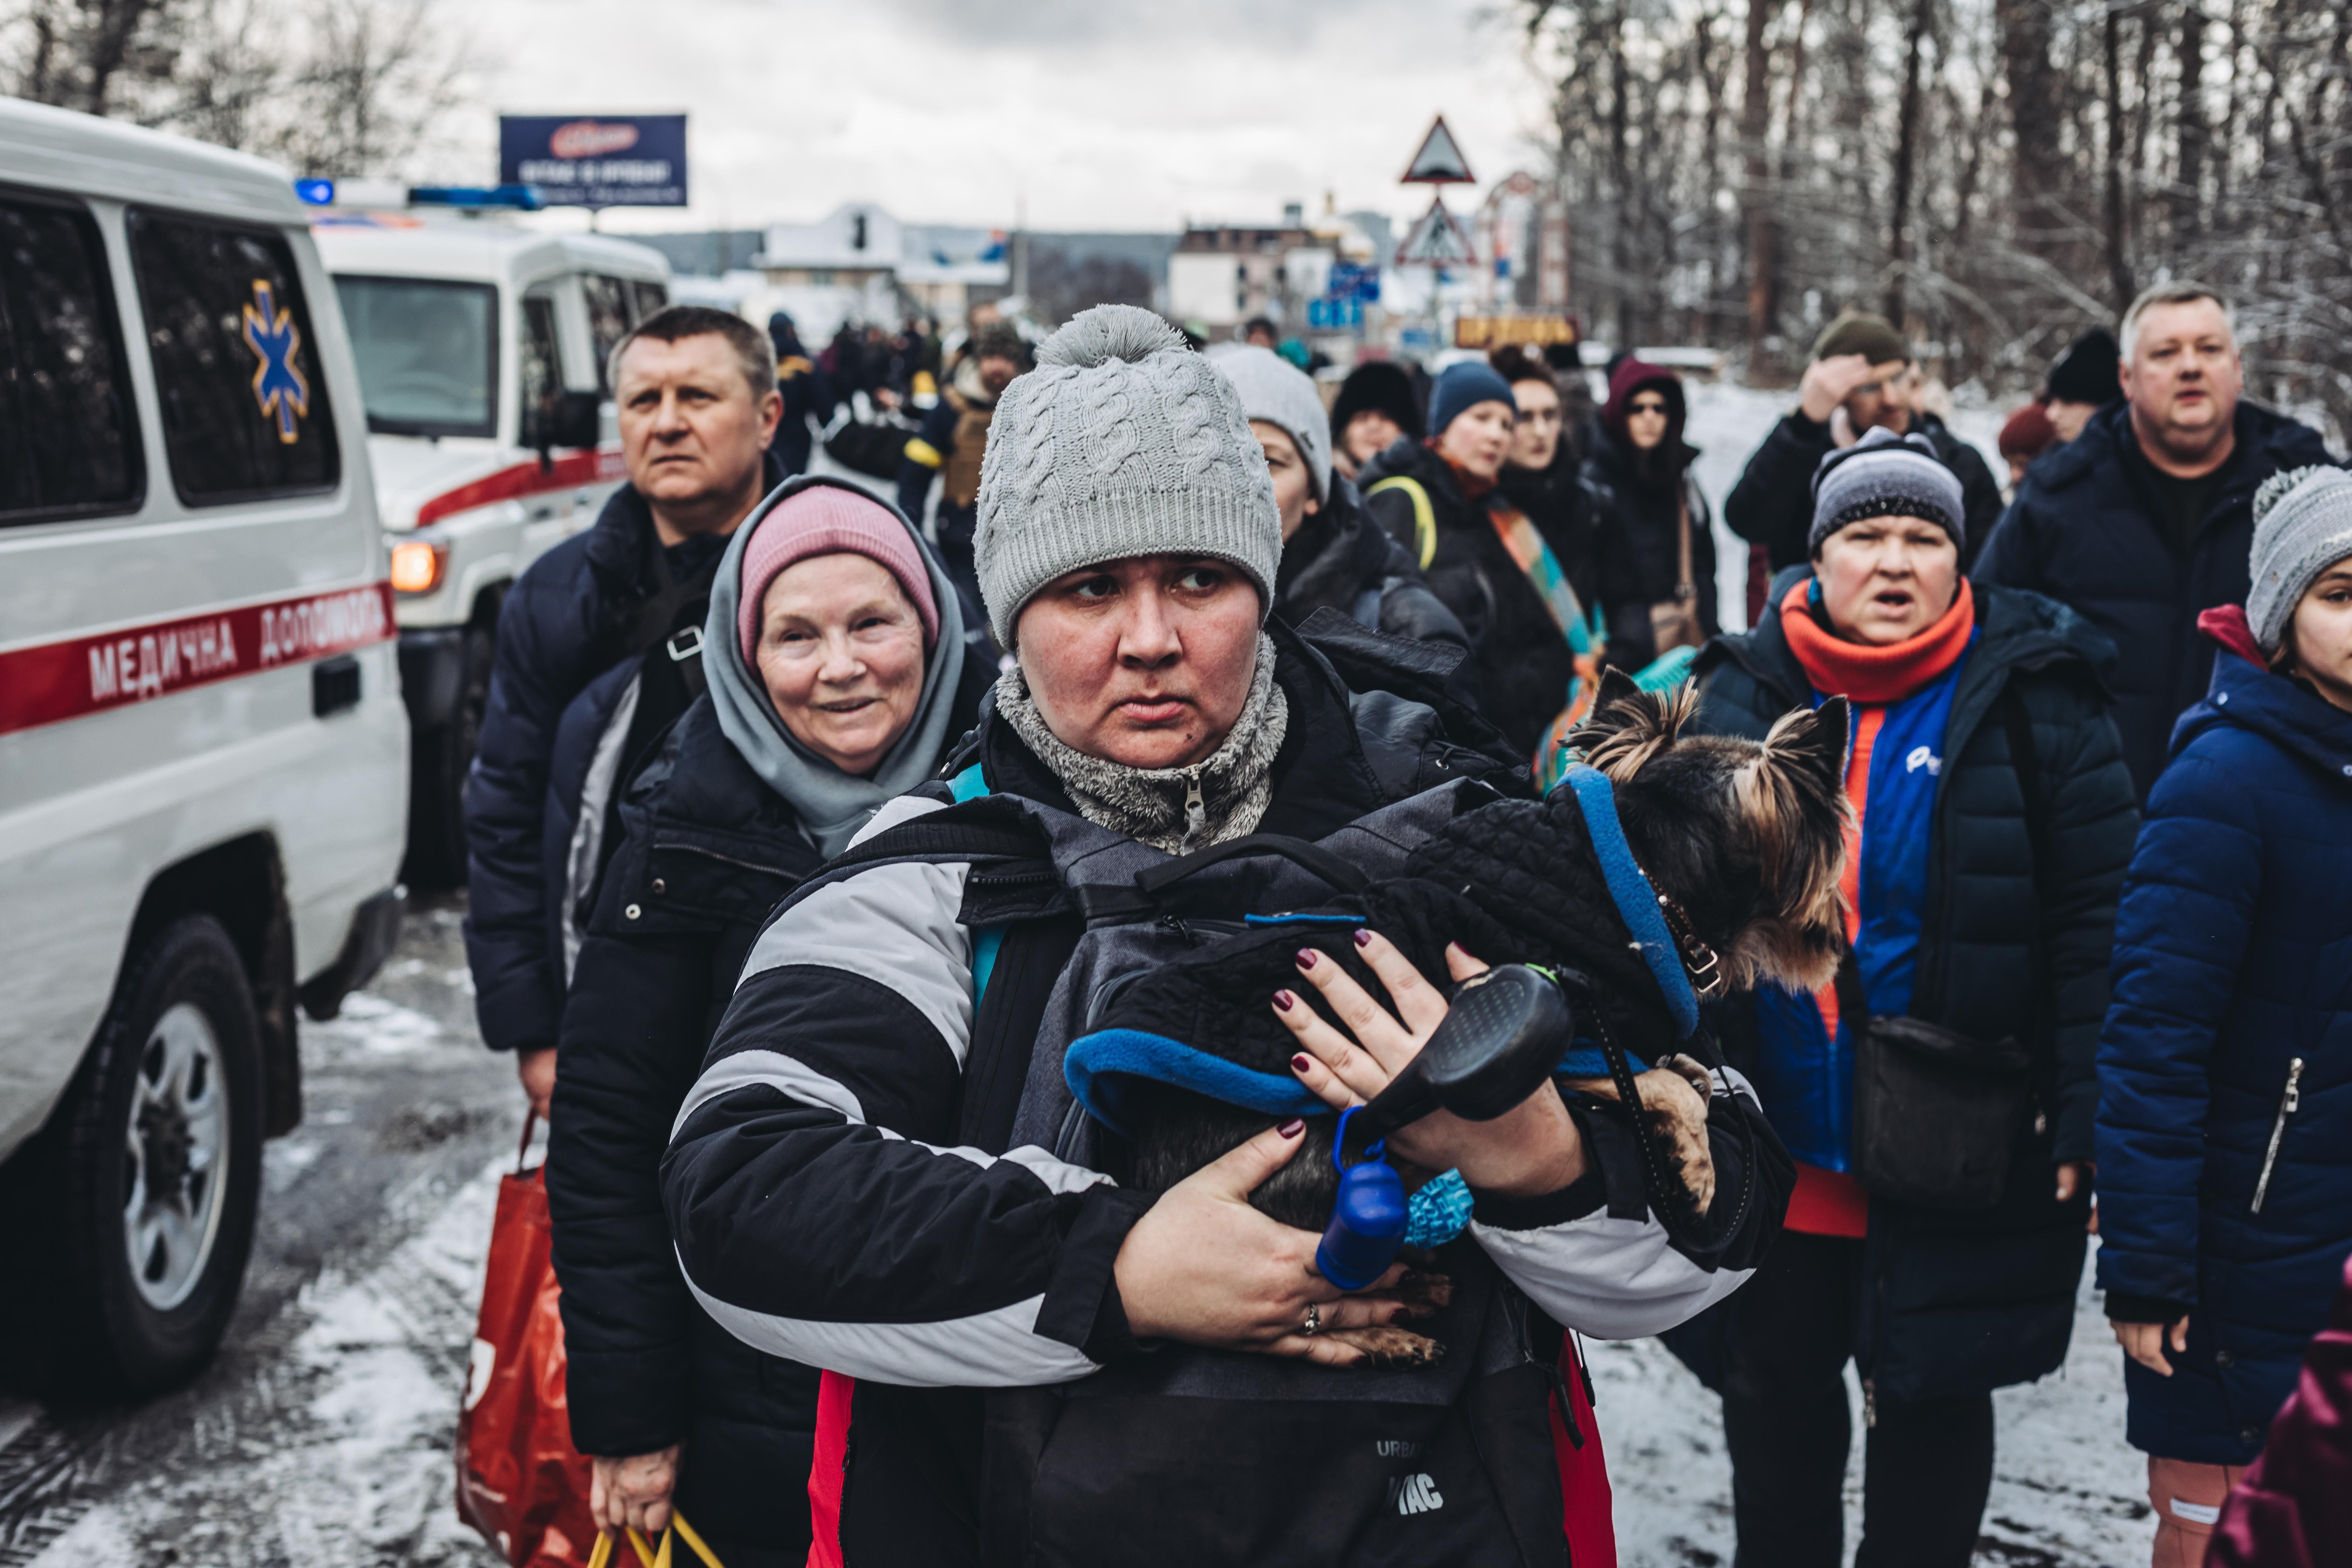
[468,0,1548,235]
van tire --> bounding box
[47,916,265,1395]
[404,622,493,888]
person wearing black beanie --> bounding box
[2043,327,2122,443]
[1327,360,1420,481]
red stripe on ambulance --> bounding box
[414,446,627,527]
[0,582,397,738]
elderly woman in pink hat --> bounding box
[542,478,989,1567]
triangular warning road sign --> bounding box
[1402,115,1475,184]
[1395,196,1476,266]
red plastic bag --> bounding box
[456,1119,600,1568]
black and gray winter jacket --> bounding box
[660,621,1776,1564]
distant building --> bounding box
[743,203,1011,335]
[1169,223,1317,330]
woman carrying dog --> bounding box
[661,307,1788,1565]
[545,479,990,1565]
[1689,427,2140,1567]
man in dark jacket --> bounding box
[898,321,1027,625]
[462,305,783,1115]
[1975,281,2335,800]
[1726,311,2004,574]
[764,311,836,477]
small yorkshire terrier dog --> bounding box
[1111,672,1852,1365]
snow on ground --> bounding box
[1596,1240,2154,1567]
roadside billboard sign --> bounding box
[498,114,687,208]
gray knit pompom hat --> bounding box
[973,304,1281,648]
[2248,465,2352,654]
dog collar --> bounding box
[1563,764,1702,1038]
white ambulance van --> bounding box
[0,101,407,1391]
[308,196,669,882]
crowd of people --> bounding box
[452,280,2352,1567]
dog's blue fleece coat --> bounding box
[1061,765,1686,1140]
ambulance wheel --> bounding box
[404,622,493,888]
[47,917,264,1395]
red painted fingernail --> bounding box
[1295,948,1317,969]
[1278,1117,1304,1138]
[1354,927,1373,947]
[1273,990,1295,1012]
[1292,1053,1311,1073]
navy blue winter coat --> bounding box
[2095,629,2352,1465]
[462,450,788,1055]
[1975,399,2332,802]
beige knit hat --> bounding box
[973,305,1280,648]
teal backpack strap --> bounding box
[949,763,1006,1002]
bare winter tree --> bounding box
[1519,0,2352,435]
[4,0,472,181]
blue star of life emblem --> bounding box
[240,279,310,444]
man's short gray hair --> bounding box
[2121,281,2236,362]
[607,303,777,400]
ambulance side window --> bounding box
[516,292,562,447]
[628,279,666,324]
[127,209,339,505]
[582,273,632,391]
[0,191,144,524]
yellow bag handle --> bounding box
[586,1509,726,1568]
[1365,475,1437,570]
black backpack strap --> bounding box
[606,547,722,665]
[823,795,1053,875]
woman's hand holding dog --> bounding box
[1275,931,1589,1200]
[1113,1118,1411,1367]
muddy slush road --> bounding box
[0,894,514,1567]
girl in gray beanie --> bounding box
[2246,465,2352,675]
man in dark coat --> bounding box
[462,306,783,1115]
[1975,281,2335,800]
[764,312,836,477]
[1725,311,2004,574]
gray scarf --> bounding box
[996,632,1288,854]
[703,478,967,857]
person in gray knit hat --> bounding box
[2246,465,2352,660]
[1807,425,1968,556]
[974,305,1280,649]
[974,303,1290,854]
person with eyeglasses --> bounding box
[1582,357,1719,669]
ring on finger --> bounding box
[1302,1302,1321,1336]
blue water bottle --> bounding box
[1315,1106,1410,1290]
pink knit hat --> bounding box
[736,485,939,661]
